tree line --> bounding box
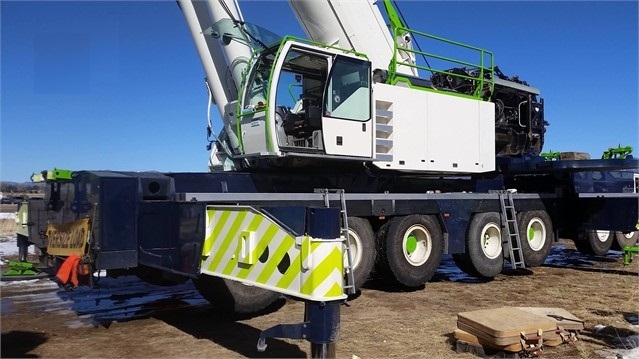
[1,182,45,194]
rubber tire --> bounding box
[612,231,639,251]
[194,275,282,317]
[464,212,504,279]
[452,253,481,277]
[346,217,376,289]
[517,210,554,267]
[381,215,443,287]
[575,230,613,256]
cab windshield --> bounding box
[204,19,282,53]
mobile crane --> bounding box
[16,1,638,355]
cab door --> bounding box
[321,56,373,158]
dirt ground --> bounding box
[1,203,638,358]
[1,235,638,359]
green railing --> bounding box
[387,26,494,101]
[602,145,633,160]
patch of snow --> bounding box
[0,279,39,287]
[0,235,18,259]
[0,213,16,220]
[594,324,607,332]
[93,270,108,278]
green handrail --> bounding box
[385,21,494,101]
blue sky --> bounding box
[1,1,637,182]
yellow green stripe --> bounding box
[324,282,343,298]
[203,210,230,255]
[221,215,264,275]
[256,232,295,284]
[235,222,279,279]
[275,238,307,289]
[301,246,342,295]
[208,211,249,272]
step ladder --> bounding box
[320,189,356,295]
[497,190,526,269]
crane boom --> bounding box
[179,0,258,170]
[288,0,417,76]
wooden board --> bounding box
[453,328,523,352]
[516,307,584,331]
[457,320,559,346]
[457,307,557,340]
[454,328,564,349]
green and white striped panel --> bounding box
[201,206,346,301]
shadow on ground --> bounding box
[155,306,307,358]
[1,330,48,358]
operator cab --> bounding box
[239,38,374,161]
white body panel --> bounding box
[372,83,495,173]
[288,0,416,76]
[322,116,373,157]
[240,112,270,155]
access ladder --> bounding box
[321,189,356,295]
[497,190,526,269]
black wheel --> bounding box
[346,217,376,289]
[374,220,392,277]
[575,230,613,256]
[194,275,283,317]
[465,212,504,278]
[517,210,554,266]
[612,231,639,250]
[381,215,443,287]
[451,253,480,277]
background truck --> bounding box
[16,0,639,336]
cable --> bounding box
[217,0,268,50]
[392,0,431,70]
[204,80,234,159]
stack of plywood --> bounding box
[454,307,583,353]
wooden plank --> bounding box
[516,307,584,331]
[456,324,563,348]
[453,328,523,352]
[457,320,559,346]
[457,307,557,339]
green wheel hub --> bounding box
[405,235,418,253]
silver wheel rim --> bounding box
[595,230,610,242]
[345,228,363,272]
[526,217,547,251]
[623,231,636,240]
[481,222,502,259]
[402,224,432,267]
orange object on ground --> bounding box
[56,254,81,286]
